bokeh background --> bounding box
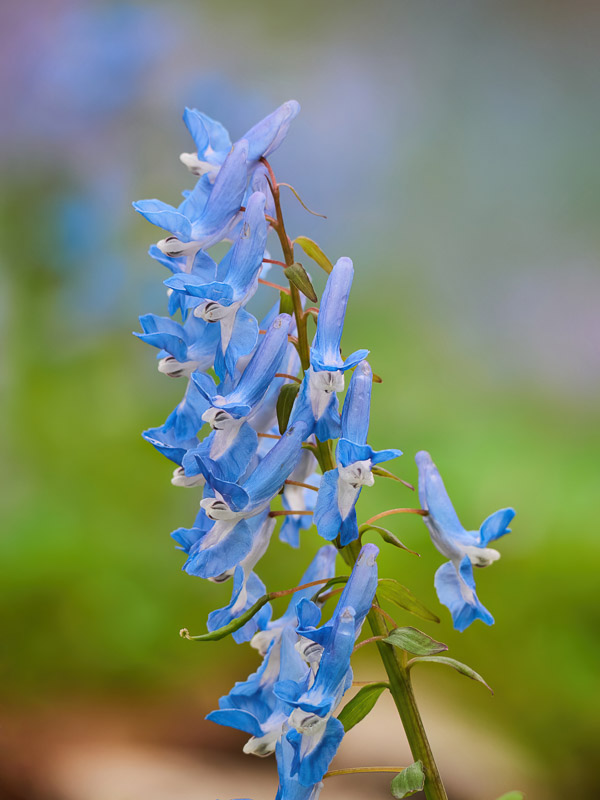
[1,1,599,798]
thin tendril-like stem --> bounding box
[353,635,387,652]
[364,508,428,526]
[284,479,319,491]
[268,509,313,518]
[258,278,290,294]
[324,767,407,778]
[371,604,398,630]
[275,373,302,384]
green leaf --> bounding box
[377,579,440,623]
[284,262,318,302]
[495,793,524,800]
[337,682,389,732]
[408,656,494,694]
[180,594,271,642]
[360,525,420,557]
[293,235,334,273]
[276,383,300,434]
[371,466,414,490]
[279,289,294,316]
[383,626,447,656]
[390,761,425,798]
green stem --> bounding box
[345,540,448,800]
[268,160,447,799]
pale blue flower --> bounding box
[416,450,515,632]
[314,361,402,545]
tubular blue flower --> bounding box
[148,244,217,316]
[289,258,368,441]
[133,138,248,251]
[179,100,301,179]
[275,731,323,800]
[179,423,307,579]
[165,192,268,379]
[208,626,309,757]
[250,545,338,659]
[415,450,516,632]
[199,422,308,520]
[207,514,276,643]
[134,312,220,378]
[314,361,402,545]
[273,544,379,786]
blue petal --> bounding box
[216,307,259,382]
[314,394,341,442]
[132,199,192,240]
[339,509,359,546]
[192,140,249,243]
[217,192,268,296]
[289,716,345,787]
[341,360,372,444]
[434,558,494,632]
[142,424,197,466]
[183,108,231,160]
[313,470,342,542]
[415,451,467,540]
[183,519,254,579]
[221,313,292,414]
[479,507,516,546]
[242,100,301,162]
[310,257,355,370]
[241,422,307,508]
[184,423,257,484]
[135,314,188,361]
[206,708,263,738]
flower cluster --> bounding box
[133,100,516,798]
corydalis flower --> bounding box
[416,450,515,632]
[180,100,300,180]
[314,360,402,545]
[275,544,379,786]
[290,257,368,441]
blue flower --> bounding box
[179,100,300,180]
[274,544,379,786]
[275,732,323,800]
[289,258,368,441]
[206,514,276,643]
[134,312,220,377]
[314,361,401,545]
[179,423,307,579]
[133,138,248,251]
[415,450,515,632]
[148,244,217,317]
[207,626,309,756]
[165,192,268,379]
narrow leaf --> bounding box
[180,594,271,642]
[276,383,300,434]
[495,793,524,800]
[371,466,415,491]
[284,262,318,302]
[390,761,425,798]
[377,579,440,623]
[360,525,420,557]
[279,289,294,316]
[408,656,493,694]
[337,682,389,732]
[383,626,447,656]
[293,235,334,273]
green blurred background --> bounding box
[1,1,599,798]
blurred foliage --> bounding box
[1,2,599,799]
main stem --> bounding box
[268,165,447,800]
